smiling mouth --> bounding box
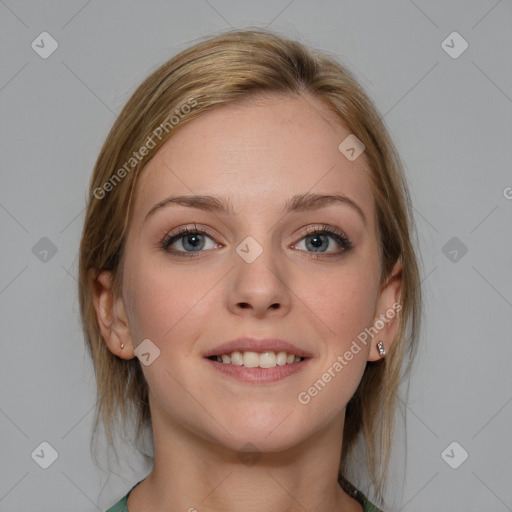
[206,350,307,369]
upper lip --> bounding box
[203,337,314,359]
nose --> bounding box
[226,238,293,319]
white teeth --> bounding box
[276,352,288,366]
[230,351,243,366]
[213,350,304,368]
[243,351,260,368]
[259,351,276,368]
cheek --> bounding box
[123,254,217,344]
[295,269,379,423]
[302,263,380,347]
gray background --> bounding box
[1,1,511,511]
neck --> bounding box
[127,399,363,511]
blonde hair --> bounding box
[79,28,421,503]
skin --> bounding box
[93,93,402,511]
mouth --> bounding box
[203,338,313,383]
[206,350,308,368]
[204,348,311,384]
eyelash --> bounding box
[160,224,353,258]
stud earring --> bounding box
[377,341,386,357]
[120,343,124,349]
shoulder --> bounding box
[104,479,145,512]
[338,475,384,512]
[354,489,384,512]
[104,494,128,512]
[361,495,385,512]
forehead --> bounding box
[132,93,374,222]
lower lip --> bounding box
[204,357,311,383]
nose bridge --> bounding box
[227,231,291,315]
[235,231,280,287]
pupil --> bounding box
[184,234,204,251]
[307,234,327,252]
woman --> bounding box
[79,28,421,512]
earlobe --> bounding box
[90,269,134,359]
[367,259,403,362]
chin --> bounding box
[217,430,304,455]
[204,412,310,453]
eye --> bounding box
[292,225,352,256]
[161,226,219,257]
[160,224,352,258]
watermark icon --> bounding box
[31,441,58,469]
[134,338,161,366]
[236,236,263,263]
[441,31,468,59]
[441,441,468,469]
[32,237,58,263]
[338,134,365,161]
[297,302,401,405]
[93,97,198,200]
[503,186,512,200]
[31,32,59,59]
[236,442,262,467]
[442,236,468,263]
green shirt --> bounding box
[105,477,384,512]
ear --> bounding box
[367,259,403,362]
[90,269,135,360]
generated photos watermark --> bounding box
[297,301,402,405]
[93,97,198,200]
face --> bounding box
[103,93,398,452]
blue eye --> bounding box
[161,224,352,258]
[161,227,217,256]
[293,225,352,255]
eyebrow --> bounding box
[144,192,367,225]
